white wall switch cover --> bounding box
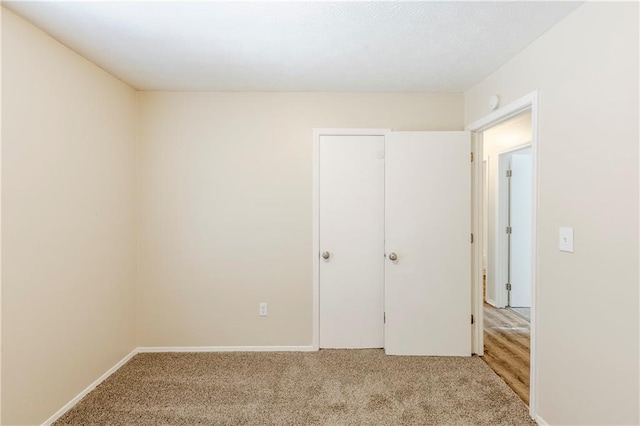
[559,227,574,253]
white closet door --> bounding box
[509,153,533,308]
[385,131,471,356]
[319,135,385,348]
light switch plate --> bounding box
[559,227,574,253]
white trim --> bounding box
[535,415,549,426]
[471,131,483,355]
[466,90,539,421]
[312,130,320,351]
[41,348,139,426]
[137,346,315,353]
[312,128,390,351]
[529,92,540,422]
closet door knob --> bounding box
[388,252,398,261]
[322,251,331,260]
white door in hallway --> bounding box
[319,135,385,348]
[384,131,471,356]
[509,152,533,308]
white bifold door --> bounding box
[384,132,471,356]
[319,135,385,348]
[318,131,471,355]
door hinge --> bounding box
[384,312,386,324]
[506,169,512,177]
[471,314,475,325]
[506,283,512,291]
[470,233,474,244]
[470,152,474,162]
[506,226,512,234]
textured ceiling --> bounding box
[4,2,582,92]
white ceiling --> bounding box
[4,1,582,92]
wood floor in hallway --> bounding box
[482,303,530,405]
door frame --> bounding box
[312,128,390,351]
[466,91,539,419]
[497,144,532,308]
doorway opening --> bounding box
[483,111,532,404]
[468,92,538,417]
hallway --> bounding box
[482,303,530,404]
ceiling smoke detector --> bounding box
[489,95,500,110]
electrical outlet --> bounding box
[259,303,268,316]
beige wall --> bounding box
[483,112,532,305]
[466,3,639,425]
[5,1,638,424]
[0,7,4,425]
[1,9,138,425]
[137,92,463,346]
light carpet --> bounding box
[55,350,535,425]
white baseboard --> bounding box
[535,414,549,425]
[41,348,139,426]
[138,345,316,353]
[486,297,498,307]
